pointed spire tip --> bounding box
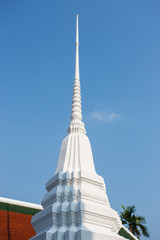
[68,14,86,134]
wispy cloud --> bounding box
[90,111,120,123]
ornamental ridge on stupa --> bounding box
[31,15,126,240]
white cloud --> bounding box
[90,111,120,123]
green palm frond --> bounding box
[136,216,146,224]
[120,205,150,239]
[139,223,150,238]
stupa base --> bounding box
[31,228,125,240]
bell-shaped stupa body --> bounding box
[31,15,125,240]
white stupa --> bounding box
[31,15,125,240]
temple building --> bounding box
[0,16,138,240]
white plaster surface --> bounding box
[56,132,96,174]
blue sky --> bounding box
[0,1,160,239]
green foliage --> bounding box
[120,205,150,239]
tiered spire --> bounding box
[68,15,86,134]
[31,15,123,240]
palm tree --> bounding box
[120,205,150,239]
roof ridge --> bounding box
[0,197,43,210]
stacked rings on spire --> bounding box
[71,79,82,121]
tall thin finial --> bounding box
[68,15,86,134]
[75,14,79,80]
